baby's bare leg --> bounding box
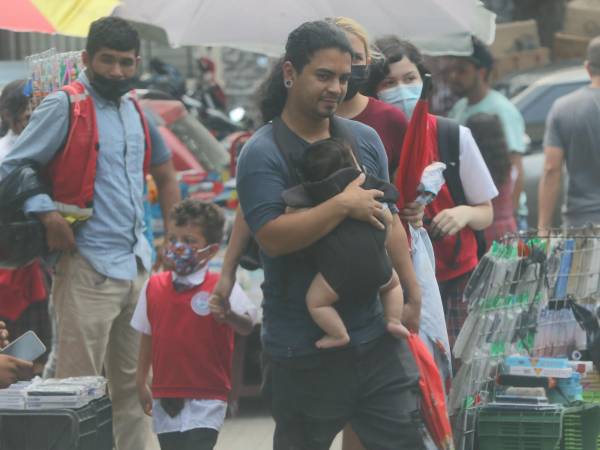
[380,270,409,338]
[307,273,350,349]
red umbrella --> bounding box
[395,74,435,211]
[0,0,54,34]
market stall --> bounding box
[451,227,600,450]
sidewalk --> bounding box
[215,399,342,450]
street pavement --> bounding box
[215,399,343,450]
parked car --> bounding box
[510,64,589,147]
[496,63,589,228]
[139,97,229,172]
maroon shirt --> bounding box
[353,97,408,176]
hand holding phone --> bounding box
[0,331,46,362]
[0,355,33,388]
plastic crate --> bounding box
[477,407,562,450]
[0,396,112,450]
[561,403,600,450]
[582,390,600,403]
[580,393,600,449]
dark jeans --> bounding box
[266,333,425,450]
[157,428,218,450]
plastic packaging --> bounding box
[415,162,447,205]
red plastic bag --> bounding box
[407,333,454,450]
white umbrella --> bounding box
[115,0,496,56]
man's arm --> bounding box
[150,160,180,234]
[211,209,252,302]
[255,174,386,257]
[387,214,421,332]
[510,152,524,210]
[1,92,74,251]
[537,146,564,232]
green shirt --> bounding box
[449,89,526,153]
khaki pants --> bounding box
[51,252,158,450]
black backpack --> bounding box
[239,116,363,271]
[436,116,487,260]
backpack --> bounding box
[239,117,363,271]
[436,116,487,260]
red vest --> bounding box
[425,120,479,282]
[44,81,152,219]
[146,271,234,401]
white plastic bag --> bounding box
[411,225,453,385]
[415,162,447,205]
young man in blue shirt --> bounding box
[0,17,180,450]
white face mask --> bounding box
[377,83,423,120]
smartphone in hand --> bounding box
[0,331,46,362]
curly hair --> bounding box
[363,36,429,98]
[0,79,29,137]
[86,17,140,58]
[170,199,225,245]
[465,113,512,188]
[257,20,352,123]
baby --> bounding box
[283,137,407,348]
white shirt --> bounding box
[0,130,17,164]
[457,125,499,205]
[130,269,258,434]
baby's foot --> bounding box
[387,321,410,338]
[315,333,350,349]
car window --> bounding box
[520,82,587,124]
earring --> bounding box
[284,79,293,88]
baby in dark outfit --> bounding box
[282,138,407,349]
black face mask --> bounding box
[345,65,369,101]
[90,72,134,101]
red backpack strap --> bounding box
[129,93,153,176]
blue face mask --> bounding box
[377,83,423,120]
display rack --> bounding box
[451,226,600,450]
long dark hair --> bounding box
[466,113,512,188]
[257,20,353,123]
[363,36,429,98]
[0,79,29,137]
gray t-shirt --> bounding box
[544,86,600,226]
[236,117,391,358]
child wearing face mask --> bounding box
[282,138,408,349]
[131,199,257,450]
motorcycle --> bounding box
[137,58,250,141]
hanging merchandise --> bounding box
[450,226,600,450]
[25,49,84,109]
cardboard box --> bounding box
[491,47,550,81]
[564,0,600,38]
[490,20,541,57]
[554,32,590,60]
